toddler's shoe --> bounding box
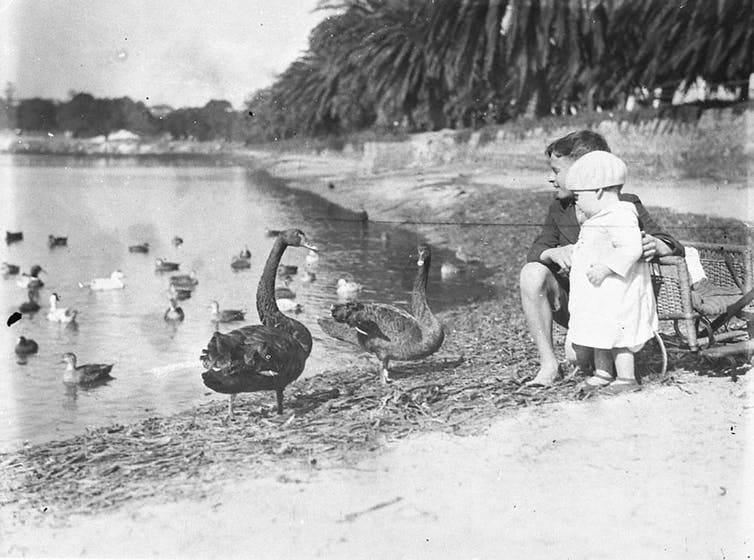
[601,379,641,395]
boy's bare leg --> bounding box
[520,262,566,385]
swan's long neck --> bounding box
[256,238,313,356]
[411,254,435,324]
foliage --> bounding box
[247,0,753,138]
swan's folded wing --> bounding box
[317,317,361,346]
[348,303,421,343]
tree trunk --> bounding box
[426,78,446,131]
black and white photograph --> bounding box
[0,0,751,557]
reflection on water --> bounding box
[0,154,495,451]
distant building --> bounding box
[108,129,140,141]
[150,104,174,119]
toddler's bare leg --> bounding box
[611,347,636,384]
[593,348,615,381]
[578,345,612,387]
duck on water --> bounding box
[200,229,318,418]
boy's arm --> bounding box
[627,195,685,258]
[526,206,561,263]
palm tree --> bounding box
[609,0,753,101]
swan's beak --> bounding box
[302,241,318,252]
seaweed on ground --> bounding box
[1,296,747,520]
[1,188,749,520]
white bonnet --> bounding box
[565,150,627,191]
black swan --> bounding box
[200,229,318,417]
[318,243,444,384]
[61,352,114,385]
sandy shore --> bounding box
[1,147,752,559]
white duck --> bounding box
[47,293,78,323]
[79,270,125,290]
[305,249,319,266]
[336,278,362,298]
[276,297,303,313]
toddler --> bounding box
[565,151,658,393]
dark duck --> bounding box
[15,336,39,355]
[61,352,114,385]
[200,229,318,418]
[319,244,444,384]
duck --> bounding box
[278,264,298,277]
[209,300,246,323]
[19,289,41,313]
[172,236,183,248]
[305,249,319,266]
[169,270,199,289]
[319,244,444,384]
[200,229,318,417]
[155,258,180,272]
[297,266,316,283]
[5,231,23,244]
[47,292,78,323]
[164,298,185,322]
[454,246,484,267]
[239,246,251,259]
[440,261,461,279]
[274,276,296,300]
[168,283,192,301]
[17,265,45,289]
[2,262,20,275]
[48,235,68,248]
[276,298,303,313]
[15,336,38,355]
[79,270,126,290]
[129,242,150,253]
[231,256,251,270]
[336,278,362,298]
[61,352,114,385]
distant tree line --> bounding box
[3,0,750,145]
[242,0,752,141]
[0,85,246,142]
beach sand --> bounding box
[1,147,751,559]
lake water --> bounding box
[0,154,494,452]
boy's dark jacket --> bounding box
[526,193,685,267]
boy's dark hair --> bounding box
[545,130,610,159]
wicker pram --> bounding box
[650,241,754,359]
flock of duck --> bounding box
[5,226,447,420]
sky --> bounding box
[0,0,327,109]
